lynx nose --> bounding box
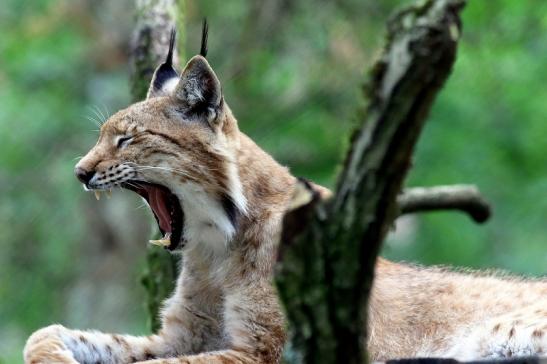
[74,167,95,185]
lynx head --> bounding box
[74,25,246,251]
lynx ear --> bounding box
[172,55,222,125]
[147,29,179,99]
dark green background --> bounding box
[1,1,546,362]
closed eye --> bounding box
[116,136,133,148]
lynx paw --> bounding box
[24,325,78,364]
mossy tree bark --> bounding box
[129,0,185,333]
[276,1,465,363]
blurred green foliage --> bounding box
[1,0,546,362]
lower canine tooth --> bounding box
[94,191,101,200]
[148,238,171,247]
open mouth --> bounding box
[121,181,184,250]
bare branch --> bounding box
[398,185,491,223]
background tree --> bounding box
[129,0,183,333]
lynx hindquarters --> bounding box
[368,258,547,361]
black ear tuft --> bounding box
[200,18,208,58]
[165,27,176,66]
[147,28,180,99]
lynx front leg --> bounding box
[136,281,287,364]
[24,324,170,364]
[24,325,78,364]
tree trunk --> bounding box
[129,0,185,333]
[276,1,465,363]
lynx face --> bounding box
[75,54,247,251]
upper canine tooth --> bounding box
[94,191,101,200]
[106,190,112,199]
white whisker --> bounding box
[136,167,193,179]
[123,181,142,189]
[94,105,106,123]
[128,163,194,179]
[87,105,108,126]
[135,203,149,210]
[88,106,103,124]
[100,103,111,121]
[85,115,102,128]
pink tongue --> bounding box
[144,186,172,233]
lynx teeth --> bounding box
[93,190,112,200]
[149,233,171,247]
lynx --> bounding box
[24,29,547,364]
